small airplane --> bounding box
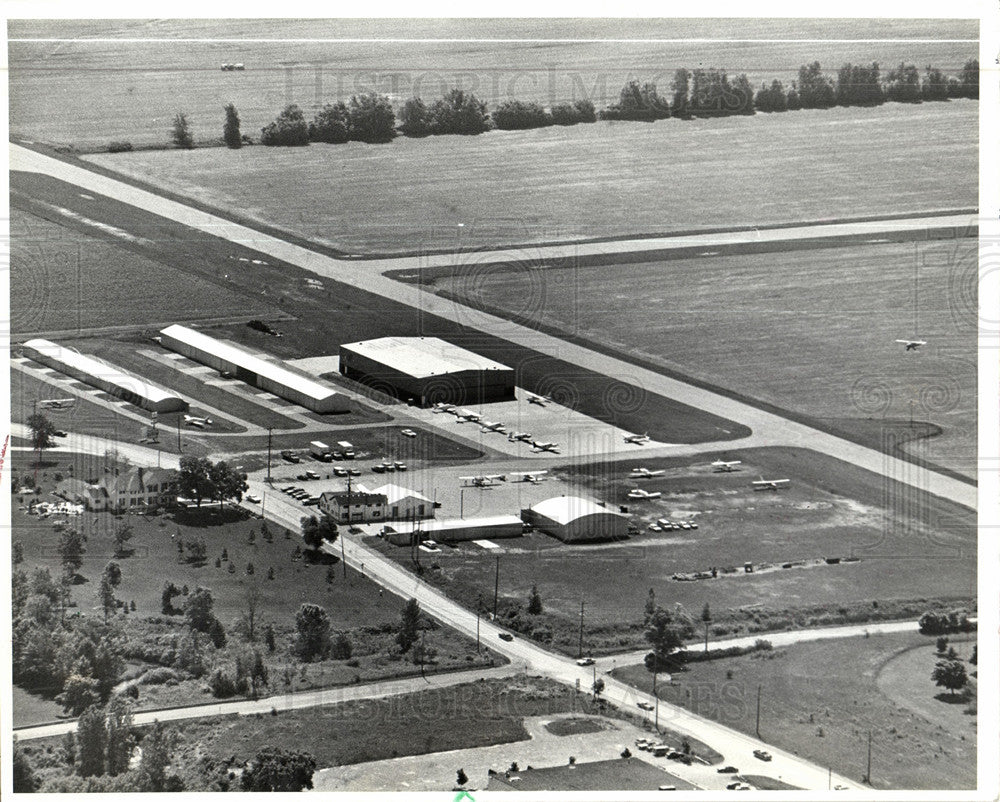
[455,409,482,423]
[38,398,75,410]
[431,402,456,414]
[508,431,533,442]
[896,339,927,351]
[752,477,790,491]
[623,432,650,445]
[459,474,507,487]
[627,488,662,500]
[527,394,551,407]
[479,421,507,433]
[510,470,548,484]
[184,414,214,428]
[530,441,560,453]
[711,460,742,472]
[630,467,665,478]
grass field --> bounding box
[10,18,975,151]
[83,100,977,254]
[611,631,977,790]
[9,205,281,336]
[432,240,978,478]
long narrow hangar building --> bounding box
[159,324,350,414]
[523,496,629,543]
[339,336,515,407]
[22,338,188,413]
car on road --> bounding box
[280,450,300,463]
[726,782,745,790]
[717,766,739,774]
[834,785,850,791]
[54,430,68,438]
[401,428,417,437]
[637,701,654,711]
[349,525,364,534]
[246,494,261,504]
[753,749,772,762]
[658,785,677,791]
[348,468,361,476]
[333,466,348,476]
[498,632,514,642]
[303,497,320,506]
[394,461,407,471]
[576,657,595,666]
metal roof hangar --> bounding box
[159,325,350,414]
[523,496,629,543]
[23,338,188,413]
[338,336,515,407]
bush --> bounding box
[309,102,350,144]
[550,99,597,126]
[491,100,552,130]
[107,141,134,153]
[427,89,490,135]
[261,104,310,147]
[139,667,185,686]
[208,668,248,698]
[600,80,670,121]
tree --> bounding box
[644,606,685,671]
[264,623,276,652]
[223,103,242,148]
[104,696,135,776]
[28,412,57,453]
[592,677,605,699]
[96,573,117,623]
[347,91,397,142]
[57,527,86,579]
[456,768,468,786]
[242,577,262,642]
[184,587,225,646]
[835,62,884,106]
[970,645,977,665]
[309,102,350,143]
[936,636,949,653]
[643,588,656,624]
[294,603,331,661]
[932,658,968,697]
[240,748,317,791]
[103,561,122,587]
[921,67,949,102]
[112,521,134,557]
[491,99,552,130]
[261,104,310,146]
[13,539,24,565]
[161,582,181,615]
[397,597,421,653]
[77,704,108,777]
[885,63,922,103]
[398,97,432,137]
[301,514,338,551]
[600,80,670,121]
[701,602,712,652]
[671,68,691,118]
[59,674,101,716]
[331,632,353,660]
[138,721,174,791]
[960,58,979,99]
[428,89,490,135]
[178,456,213,507]
[527,585,543,615]
[249,649,269,698]
[210,460,248,508]
[797,62,836,108]
[12,744,38,792]
[171,112,194,149]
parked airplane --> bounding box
[455,409,482,423]
[711,460,742,472]
[184,414,213,428]
[530,441,560,453]
[431,402,456,414]
[510,470,548,483]
[480,421,507,433]
[508,431,533,442]
[627,488,662,500]
[630,467,665,478]
[527,394,551,406]
[752,477,790,491]
[459,474,507,487]
[896,339,927,351]
[38,398,75,410]
[623,432,650,445]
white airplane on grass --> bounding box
[508,431,533,442]
[184,414,213,428]
[711,460,742,472]
[896,339,927,351]
[752,477,790,491]
[459,474,507,487]
[623,432,650,445]
[530,441,560,453]
[510,470,548,484]
[455,409,482,423]
[630,467,665,478]
[527,394,551,406]
[431,402,456,414]
[627,488,662,500]
[480,421,507,433]
[38,398,75,410]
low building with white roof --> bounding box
[522,496,629,542]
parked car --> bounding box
[753,749,772,762]
[576,657,595,666]
[393,461,407,471]
[348,469,361,477]
[246,494,261,504]
[401,428,417,437]
[280,450,300,463]
[333,466,348,476]
[717,766,739,774]
[637,701,654,711]
[305,470,320,480]
[498,632,514,642]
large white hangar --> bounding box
[338,336,515,407]
[23,339,188,414]
[158,324,350,414]
[522,496,629,543]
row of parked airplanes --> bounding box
[627,460,789,498]
[459,471,548,487]
[431,402,560,452]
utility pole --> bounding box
[340,521,347,579]
[866,730,872,785]
[755,684,762,737]
[176,415,181,452]
[492,554,500,619]
[578,600,585,659]
[475,593,482,652]
[460,487,465,519]
[266,427,273,483]
[653,669,659,731]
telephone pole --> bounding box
[755,684,762,737]
[492,554,501,619]
[266,427,273,483]
[578,600,585,659]
[866,729,872,785]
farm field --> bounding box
[372,446,975,654]
[10,18,975,150]
[8,204,281,336]
[611,632,977,790]
[432,240,978,478]
[83,100,978,254]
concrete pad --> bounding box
[289,354,340,374]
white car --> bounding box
[246,494,261,503]
[401,428,417,437]
[576,657,595,666]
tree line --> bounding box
[165,58,978,151]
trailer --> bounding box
[336,440,355,459]
[310,441,332,461]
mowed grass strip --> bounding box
[611,631,976,790]
[83,100,977,254]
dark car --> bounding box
[498,632,514,642]
[753,749,772,762]
[717,766,739,774]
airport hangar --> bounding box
[339,336,515,407]
[159,324,350,414]
[23,338,188,414]
[522,496,630,543]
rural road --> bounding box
[9,144,976,512]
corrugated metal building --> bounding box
[159,325,350,413]
[383,514,524,545]
[23,338,188,413]
[522,496,629,542]
[339,336,515,407]
[372,483,434,520]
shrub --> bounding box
[491,100,552,130]
[261,105,310,147]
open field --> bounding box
[369,446,974,653]
[9,203,282,337]
[83,100,977,254]
[432,240,977,478]
[611,631,976,790]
